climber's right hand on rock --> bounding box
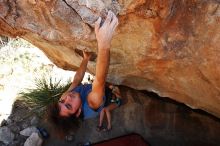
[83,50,92,61]
[95,10,118,50]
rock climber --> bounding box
[47,10,120,137]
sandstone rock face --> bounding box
[0,0,220,117]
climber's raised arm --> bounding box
[87,11,118,109]
[66,51,91,92]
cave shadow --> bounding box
[140,89,220,122]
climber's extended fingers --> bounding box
[104,11,113,26]
[95,17,102,33]
[112,23,118,33]
[110,13,118,29]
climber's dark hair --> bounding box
[46,102,83,138]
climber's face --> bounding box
[58,92,82,117]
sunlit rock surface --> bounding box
[1,0,220,118]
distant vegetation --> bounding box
[0,36,33,48]
[0,37,73,117]
[0,38,38,74]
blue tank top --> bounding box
[72,84,106,120]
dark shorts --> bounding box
[105,86,122,107]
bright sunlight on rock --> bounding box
[0,0,220,146]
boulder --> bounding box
[9,124,21,133]
[0,0,220,118]
[0,126,15,145]
[0,119,8,127]
[20,127,38,137]
[30,116,39,126]
[24,132,43,146]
